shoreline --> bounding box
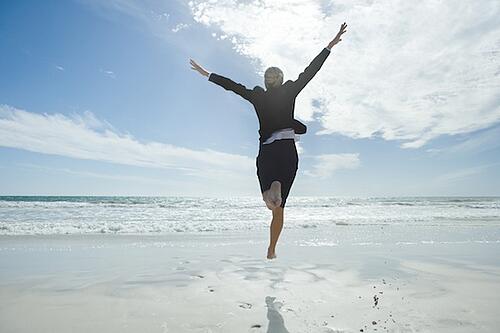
[1,232,499,332]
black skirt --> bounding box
[256,138,298,208]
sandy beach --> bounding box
[1,225,499,333]
[2,0,500,331]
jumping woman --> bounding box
[190,22,347,259]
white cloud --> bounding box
[187,0,500,148]
[0,105,254,181]
[303,153,360,178]
[55,65,65,71]
[172,22,189,32]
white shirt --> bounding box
[263,128,300,144]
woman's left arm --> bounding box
[327,22,347,49]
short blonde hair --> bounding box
[264,67,283,88]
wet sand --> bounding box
[0,229,499,332]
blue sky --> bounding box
[0,0,499,196]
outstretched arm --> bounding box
[289,22,347,96]
[189,58,211,79]
[190,58,255,103]
[327,22,347,50]
[207,73,255,103]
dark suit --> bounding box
[208,47,331,144]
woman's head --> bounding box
[264,67,283,90]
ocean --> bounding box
[1,196,499,239]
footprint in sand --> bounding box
[238,302,252,309]
[191,274,204,279]
[249,323,263,332]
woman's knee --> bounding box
[272,206,283,217]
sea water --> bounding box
[0,196,499,238]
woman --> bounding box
[190,23,347,259]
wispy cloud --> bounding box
[82,0,180,39]
[427,125,500,155]
[17,162,170,184]
[100,68,116,79]
[0,105,254,181]
[435,163,498,183]
[172,22,189,33]
[55,65,65,71]
[79,0,500,150]
[185,0,500,148]
[303,153,360,178]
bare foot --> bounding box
[267,247,277,259]
[262,191,275,210]
[265,199,277,210]
[269,181,282,207]
[262,183,281,210]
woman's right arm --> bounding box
[189,58,210,78]
[189,58,255,102]
[207,73,255,103]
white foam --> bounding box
[1,196,499,235]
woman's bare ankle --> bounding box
[267,246,276,259]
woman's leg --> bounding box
[267,206,284,259]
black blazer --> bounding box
[208,47,331,144]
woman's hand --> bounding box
[190,59,210,77]
[328,22,347,49]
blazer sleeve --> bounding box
[288,47,331,96]
[208,73,255,103]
